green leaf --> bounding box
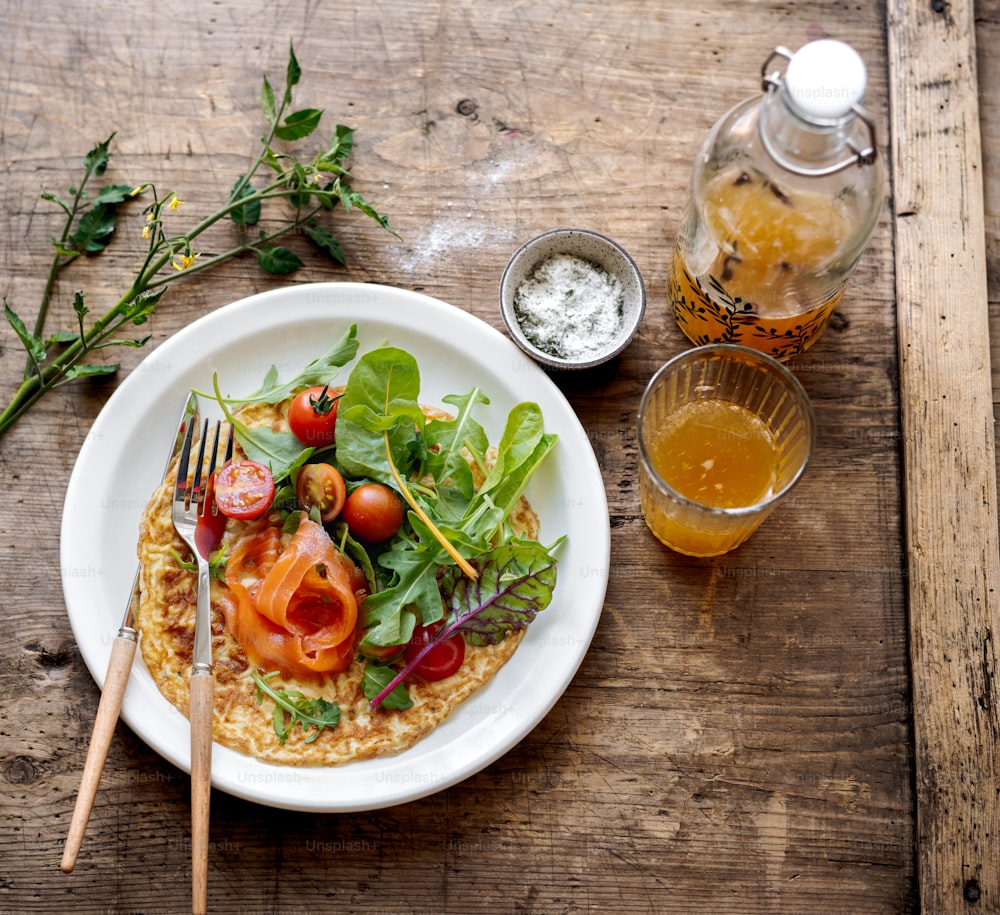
[4,300,46,367]
[232,324,359,406]
[83,134,114,177]
[257,245,304,275]
[362,548,441,638]
[70,204,117,253]
[123,288,164,325]
[335,347,425,484]
[63,363,119,381]
[286,41,302,92]
[45,330,79,345]
[72,291,89,322]
[261,74,276,126]
[422,388,491,499]
[362,664,413,710]
[229,177,261,226]
[212,374,312,481]
[334,185,398,237]
[442,538,561,647]
[41,188,71,216]
[304,224,346,266]
[91,183,134,206]
[252,669,341,744]
[275,107,323,141]
[237,422,310,481]
[331,124,354,161]
[368,539,561,709]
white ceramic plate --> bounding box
[61,283,609,812]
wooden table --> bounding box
[0,1,995,912]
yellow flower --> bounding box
[169,194,184,211]
[142,225,151,239]
[172,252,199,271]
[129,184,146,197]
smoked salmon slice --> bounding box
[223,515,359,678]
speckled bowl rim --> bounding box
[499,228,646,371]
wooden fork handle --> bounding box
[61,631,137,874]
[189,667,213,915]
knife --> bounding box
[61,392,199,874]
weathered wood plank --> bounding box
[888,0,1000,909]
[0,1,926,912]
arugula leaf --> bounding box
[231,324,359,406]
[252,669,341,744]
[368,538,561,709]
[422,388,490,499]
[212,373,313,481]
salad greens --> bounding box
[251,670,342,744]
[208,324,563,733]
[366,537,562,709]
[335,345,558,651]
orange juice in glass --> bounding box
[638,345,815,556]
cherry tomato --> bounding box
[287,385,340,447]
[195,470,228,558]
[296,462,347,523]
[404,623,466,681]
[214,460,275,520]
[342,483,404,542]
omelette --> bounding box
[135,398,543,766]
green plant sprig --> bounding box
[0,41,396,439]
[251,669,341,744]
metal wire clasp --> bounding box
[759,46,878,176]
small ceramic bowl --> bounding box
[499,228,645,371]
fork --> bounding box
[172,417,231,915]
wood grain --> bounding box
[888,0,1000,910]
[0,0,986,911]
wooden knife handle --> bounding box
[60,632,137,874]
[189,668,213,915]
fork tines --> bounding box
[175,419,233,516]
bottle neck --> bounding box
[757,86,876,177]
[760,86,852,160]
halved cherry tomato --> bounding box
[195,470,228,558]
[404,623,466,681]
[287,385,340,447]
[295,463,346,523]
[214,460,275,520]
[342,483,404,542]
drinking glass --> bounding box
[638,344,815,557]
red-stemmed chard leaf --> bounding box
[368,537,562,710]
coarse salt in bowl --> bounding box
[500,228,646,370]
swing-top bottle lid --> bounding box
[783,39,867,121]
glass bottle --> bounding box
[669,39,885,361]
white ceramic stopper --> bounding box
[784,39,867,120]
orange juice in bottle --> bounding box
[670,39,884,361]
